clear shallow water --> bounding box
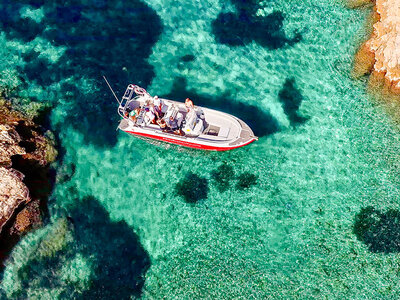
[2,0,400,299]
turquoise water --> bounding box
[3,0,400,298]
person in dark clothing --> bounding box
[167,116,182,135]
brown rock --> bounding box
[353,0,400,95]
[0,99,57,265]
[0,124,25,167]
[353,41,376,78]
[11,200,42,234]
[0,167,30,232]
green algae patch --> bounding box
[37,217,72,259]
[1,217,73,298]
[175,172,209,203]
[60,253,94,292]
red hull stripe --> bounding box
[125,130,255,151]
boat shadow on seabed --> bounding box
[163,77,280,138]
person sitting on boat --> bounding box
[167,116,183,135]
[128,107,141,123]
[185,98,194,112]
[143,107,156,125]
[157,118,167,131]
[153,96,166,120]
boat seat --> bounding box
[185,110,197,129]
[164,105,179,120]
[176,112,183,127]
[218,127,230,138]
[192,119,204,135]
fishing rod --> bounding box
[103,75,121,105]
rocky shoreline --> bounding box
[351,0,400,95]
[0,99,56,264]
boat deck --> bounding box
[117,91,256,150]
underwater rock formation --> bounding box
[354,206,400,253]
[1,197,150,299]
[236,172,258,190]
[353,0,400,94]
[347,0,374,8]
[212,0,301,49]
[0,99,56,262]
[211,163,235,192]
[278,78,308,126]
[0,0,162,147]
[175,172,209,203]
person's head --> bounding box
[185,98,191,103]
[169,116,174,120]
[145,107,150,112]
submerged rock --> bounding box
[353,0,400,94]
[347,0,374,8]
[211,163,235,192]
[175,172,209,203]
[354,206,400,253]
[1,197,150,299]
[0,99,56,263]
[236,172,258,190]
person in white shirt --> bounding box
[143,107,155,125]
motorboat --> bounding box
[114,84,258,151]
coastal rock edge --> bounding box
[0,99,56,263]
[352,0,400,94]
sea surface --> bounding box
[2,0,400,299]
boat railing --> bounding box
[118,84,150,118]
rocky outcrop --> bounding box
[352,0,400,94]
[0,124,25,167]
[0,168,30,232]
[0,99,56,263]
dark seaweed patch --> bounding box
[354,206,400,253]
[175,172,209,204]
[211,163,235,192]
[72,197,150,299]
[180,54,196,62]
[212,0,301,49]
[163,77,280,138]
[236,172,258,190]
[1,1,163,147]
[278,77,308,126]
[11,196,150,299]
